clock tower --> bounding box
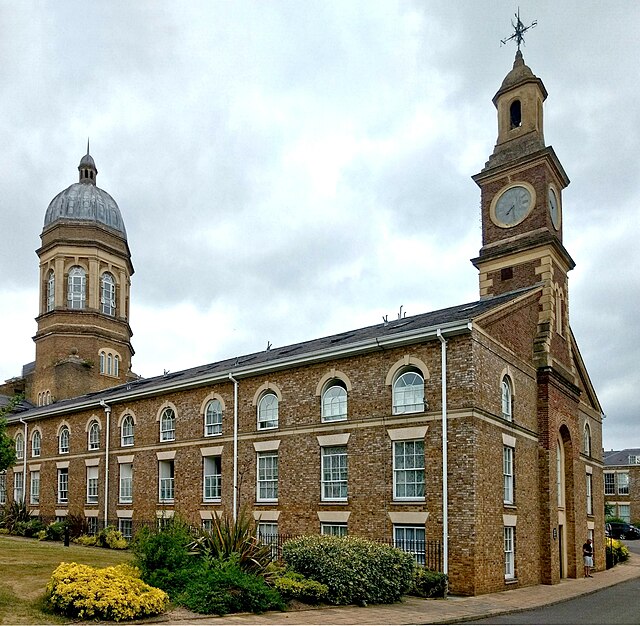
[471,50,575,372]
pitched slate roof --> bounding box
[603,449,640,467]
[8,286,538,421]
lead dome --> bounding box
[43,149,127,238]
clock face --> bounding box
[548,187,560,230]
[493,185,533,227]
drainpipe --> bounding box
[19,418,27,504]
[100,400,111,529]
[228,373,239,522]
[437,329,448,581]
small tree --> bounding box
[0,394,21,472]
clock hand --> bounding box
[506,204,515,216]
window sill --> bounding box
[392,498,426,504]
[505,578,518,585]
[158,500,174,505]
[255,501,278,505]
[320,500,349,505]
[504,503,517,509]
[204,433,223,438]
[203,500,222,505]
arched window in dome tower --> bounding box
[100,272,116,316]
[67,266,86,310]
[46,270,55,312]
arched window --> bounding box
[59,426,70,454]
[556,440,564,507]
[99,351,106,374]
[114,355,120,377]
[15,433,24,460]
[501,376,513,421]
[46,270,55,312]
[31,431,41,457]
[322,383,347,422]
[100,272,116,316]
[45,390,51,405]
[67,266,86,309]
[121,414,134,446]
[583,423,591,457]
[88,420,100,450]
[393,370,425,415]
[107,353,113,376]
[160,408,176,441]
[258,393,279,430]
[510,99,522,129]
[205,399,223,436]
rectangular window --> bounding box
[86,466,99,504]
[393,525,426,566]
[203,456,222,501]
[257,452,278,502]
[618,504,631,523]
[119,463,133,504]
[30,471,40,505]
[321,523,348,536]
[202,519,213,533]
[258,522,279,558]
[118,519,133,541]
[503,446,514,504]
[0,473,7,504]
[393,440,425,500]
[586,473,593,515]
[159,460,174,502]
[86,517,98,535]
[504,526,515,580]
[618,472,629,495]
[321,446,348,501]
[13,472,24,503]
[58,468,69,504]
[604,472,615,495]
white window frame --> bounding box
[501,376,513,421]
[618,472,629,495]
[393,440,425,501]
[321,523,347,536]
[504,526,515,580]
[392,370,425,415]
[257,452,278,502]
[46,270,55,312]
[393,525,426,565]
[119,463,133,504]
[88,421,100,450]
[100,272,116,316]
[67,266,86,310]
[121,415,134,447]
[158,460,174,502]
[15,433,24,460]
[30,470,40,505]
[204,400,223,437]
[503,446,514,505]
[59,426,70,454]
[160,408,176,442]
[86,466,99,504]
[321,445,348,501]
[31,431,41,457]
[604,472,615,495]
[258,393,279,430]
[583,423,591,456]
[586,473,593,515]
[118,518,133,541]
[618,504,631,523]
[58,468,69,504]
[321,384,347,422]
[13,471,24,503]
[203,456,222,502]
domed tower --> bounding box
[31,146,135,404]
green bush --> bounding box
[13,517,45,538]
[282,535,414,606]
[43,521,66,541]
[187,507,273,574]
[177,559,285,615]
[409,566,447,598]
[272,571,329,604]
[45,562,168,621]
[0,500,31,532]
[95,526,128,549]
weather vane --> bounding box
[500,8,537,51]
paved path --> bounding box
[147,553,640,625]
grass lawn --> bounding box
[0,534,132,624]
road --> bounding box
[466,540,640,625]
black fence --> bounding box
[29,516,443,573]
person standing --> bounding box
[583,537,594,577]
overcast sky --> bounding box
[0,1,637,451]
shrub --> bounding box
[43,521,66,541]
[0,500,31,532]
[45,562,168,622]
[74,534,97,547]
[187,507,273,574]
[282,535,414,605]
[13,517,45,538]
[409,566,447,598]
[177,559,285,615]
[95,526,128,549]
[272,570,329,604]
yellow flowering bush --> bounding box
[46,562,168,621]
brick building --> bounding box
[603,449,640,525]
[1,51,604,595]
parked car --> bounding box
[607,522,640,540]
